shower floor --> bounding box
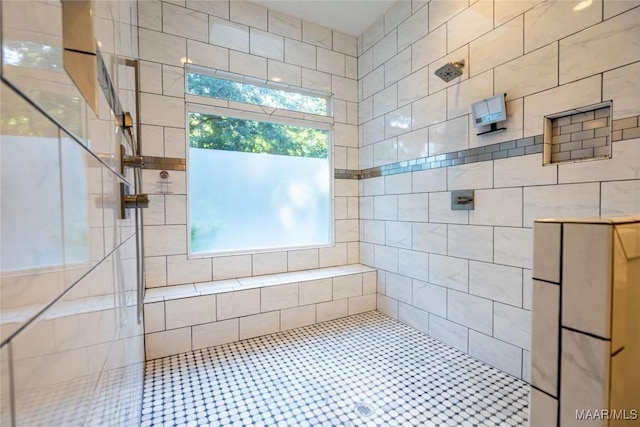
[141,311,529,427]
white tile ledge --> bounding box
[144,264,376,303]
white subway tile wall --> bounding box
[359,0,639,381]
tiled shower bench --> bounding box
[143,264,377,360]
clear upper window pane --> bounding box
[187,72,329,116]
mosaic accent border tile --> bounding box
[336,114,640,180]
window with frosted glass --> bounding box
[188,111,332,255]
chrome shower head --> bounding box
[434,60,465,82]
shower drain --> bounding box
[353,402,374,418]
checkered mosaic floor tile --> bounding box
[142,311,529,426]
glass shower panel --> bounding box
[0,81,65,340]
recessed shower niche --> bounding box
[543,101,613,165]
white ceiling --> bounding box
[250,0,397,36]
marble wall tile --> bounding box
[363,220,386,245]
[604,0,640,19]
[398,193,429,222]
[494,0,543,27]
[145,327,191,359]
[560,8,639,84]
[429,254,469,292]
[412,25,447,72]
[428,115,469,156]
[302,21,332,49]
[229,50,267,80]
[397,128,429,162]
[373,31,398,70]
[385,47,412,87]
[167,255,212,285]
[349,294,376,314]
[558,139,640,184]
[494,227,533,269]
[469,188,523,227]
[413,280,447,318]
[386,222,412,249]
[316,299,348,322]
[524,0,602,54]
[398,66,430,106]
[209,16,249,52]
[192,319,239,349]
[448,225,493,262]
[230,0,268,30]
[412,168,447,193]
[165,295,216,330]
[447,160,493,191]
[412,223,447,255]
[385,105,413,138]
[284,39,316,69]
[562,224,612,338]
[332,75,358,103]
[163,2,208,42]
[493,154,558,188]
[470,16,523,77]
[376,294,399,319]
[298,278,332,305]
[212,255,252,280]
[384,0,411,34]
[139,28,187,66]
[601,180,640,217]
[319,243,348,267]
[140,61,163,95]
[398,3,429,51]
[362,66,385,100]
[138,0,162,31]
[374,85,398,117]
[385,172,412,194]
[528,387,558,427]
[374,245,399,273]
[532,222,562,283]
[469,330,522,378]
[216,289,260,320]
[141,93,185,127]
[252,252,287,276]
[144,225,187,256]
[144,302,165,334]
[469,261,523,307]
[398,302,430,335]
[281,305,316,330]
[447,290,493,335]
[560,329,610,426]
[429,0,468,31]
[239,311,280,340]
[494,43,558,101]
[333,274,363,300]
[250,29,284,62]
[302,68,332,93]
[398,248,429,282]
[412,91,447,129]
[333,31,357,57]
[523,73,601,138]
[261,283,299,312]
[385,272,413,304]
[447,0,493,53]
[531,279,559,396]
[268,9,301,40]
[145,256,167,287]
[287,249,319,272]
[493,303,531,350]
[428,192,469,224]
[374,195,398,220]
[524,183,601,226]
[603,62,640,120]
[429,314,469,352]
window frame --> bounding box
[185,73,336,258]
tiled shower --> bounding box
[1,0,639,426]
